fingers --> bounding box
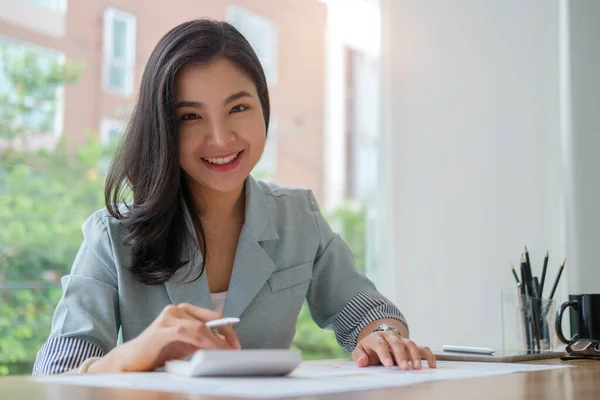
[384,333,411,370]
[158,303,239,350]
[176,303,241,349]
[166,319,230,350]
[420,346,437,368]
[177,302,224,321]
[357,332,436,371]
[211,326,241,350]
[400,338,422,370]
[351,344,369,368]
[195,325,231,350]
[369,334,395,367]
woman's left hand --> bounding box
[352,332,437,370]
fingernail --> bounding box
[401,360,410,370]
[415,360,422,369]
[384,358,393,367]
[235,339,241,349]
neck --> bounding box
[190,182,246,223]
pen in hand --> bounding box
[206,317,241,329]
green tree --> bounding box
[0,46,105,375]
[291,200,367,360]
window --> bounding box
[0,38,64,137]
[100,118,125,174]
[226,5,278,84]
[100,118,125,146]
[23,0,67,13]
[103,8,136,96]
[253,117,278,179]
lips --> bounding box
[202,151,241,165]
[200,150,245,172]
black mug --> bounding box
[555,294,600,344]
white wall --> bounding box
[379,0,567,349]
[564,0,600,294]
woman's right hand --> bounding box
[89,303,241,373]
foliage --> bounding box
[0,48,105,375]
[0,48,368,375]
[290,200,367,360]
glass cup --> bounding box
[501,289,560,352]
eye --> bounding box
[230,105,249,114]
[181,113,201,121]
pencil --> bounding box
[523,250,536,298]
[520,255,528,296]
[517,282,532,350]
[510,263,520,284]
[539,250,549,296]
[524,246,533,286]
[548,258,567,300]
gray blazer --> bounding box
[33,177,407,375]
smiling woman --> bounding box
[31,18,434,377]
[176,61,266,195]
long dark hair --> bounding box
[105,19,270,285]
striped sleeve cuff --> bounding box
[333,289,409,352]
[32,337,104,376]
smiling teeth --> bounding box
[203,152,240,165]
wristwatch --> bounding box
[371,323,403,337]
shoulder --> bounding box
[81,204,129,251]
[251,178,328,238]
[255,179,320,212]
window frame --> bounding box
[100,118,125,146]
[226,5,279,85]
[102,7,137,97]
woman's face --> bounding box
[175,58,266,196]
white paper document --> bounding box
[34,360,569,398]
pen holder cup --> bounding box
[501,289,560,352]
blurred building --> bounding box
[0,0,327,201]
[321,0,382,277]
[321,0,381,210]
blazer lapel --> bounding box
[223,226,276,318]
[224,177,279,318]
[164,250,214,310]
[164,202,213,310]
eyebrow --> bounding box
[175,91,254,109]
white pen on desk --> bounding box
[205,317,240,329]
[442,345,496,355]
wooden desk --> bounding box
[1,359,599,400]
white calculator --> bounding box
[165,349,303,377]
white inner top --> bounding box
[210,291,228,314]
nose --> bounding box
[205,118,235,147]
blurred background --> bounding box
[0,0,382,374]
[1,0,599,376]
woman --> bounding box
[33,19,436,375]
